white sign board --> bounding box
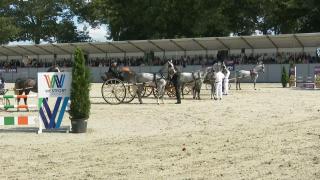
[37,72,71,98]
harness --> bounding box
[250,70,258,76]
[192,72,201,81]
[153,73,158,89]
[153,71,167,89]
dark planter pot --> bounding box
[70,117,88,133]
[282,83,288,88]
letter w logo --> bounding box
[44,74,65,88]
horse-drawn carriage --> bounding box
[100,61,180,105]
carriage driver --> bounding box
[108,61,121,79]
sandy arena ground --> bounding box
[0,83,319,179]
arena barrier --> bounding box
[314,66,320,89]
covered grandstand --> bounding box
[0,33,319,83]
[0,33,319,58]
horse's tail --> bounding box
[13,79,19,95]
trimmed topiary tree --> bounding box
[69,47,91,133]
[281,66,289,88]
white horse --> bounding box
[235,62,264,90]
[179,68,208,99]
[191,71,201,99]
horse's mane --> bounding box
[253,63,264,71]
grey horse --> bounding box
[235,62,265,90]
[179,68,208,99]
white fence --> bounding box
[2,64,320,83]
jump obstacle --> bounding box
[289,65,320,89]
[0,94,37,129]
[0,94,37,110]
[0,116,36,126]
[0,72,71,133]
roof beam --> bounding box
[192,39,207,50]
[35,45,54,54]
[88,43,106,53]
[51,44,72,54]
[240,37,254,49]
[216,38,229,50]
[293,34,304,48]
[0,48,8,56]
[266,35,278,49]
[127,41,145,53]
[17,45,39,55]
[148,40,164,51]
[170,39,186,51]
[108,42,125,53]
[1,46,23,56]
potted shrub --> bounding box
[281,66,289,88]
[69,48,91,133]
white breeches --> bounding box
[215,82,223,99]
[223,79,229,95]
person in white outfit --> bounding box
[222,65,230,95]
[215,71,225,100]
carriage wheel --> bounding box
[166,82,176,98]
[101,79,126,105]
[183,83,192,95]
[123,84,136,103]
[143,86,153,97]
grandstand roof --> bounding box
[1,33,320,57]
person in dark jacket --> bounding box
[171,67,181,104]
[108,61,121,78]
[0,73,5,90]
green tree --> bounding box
[221,0,260,36]
[255,0,318,34]
[0,1,20,44]
[69,47,91,133]
[281,66,289,87]
[77,0,234,40]
[55,20,92,43]
[70,48,91,119]
[0,17,20,45]
[5,0,91,44]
